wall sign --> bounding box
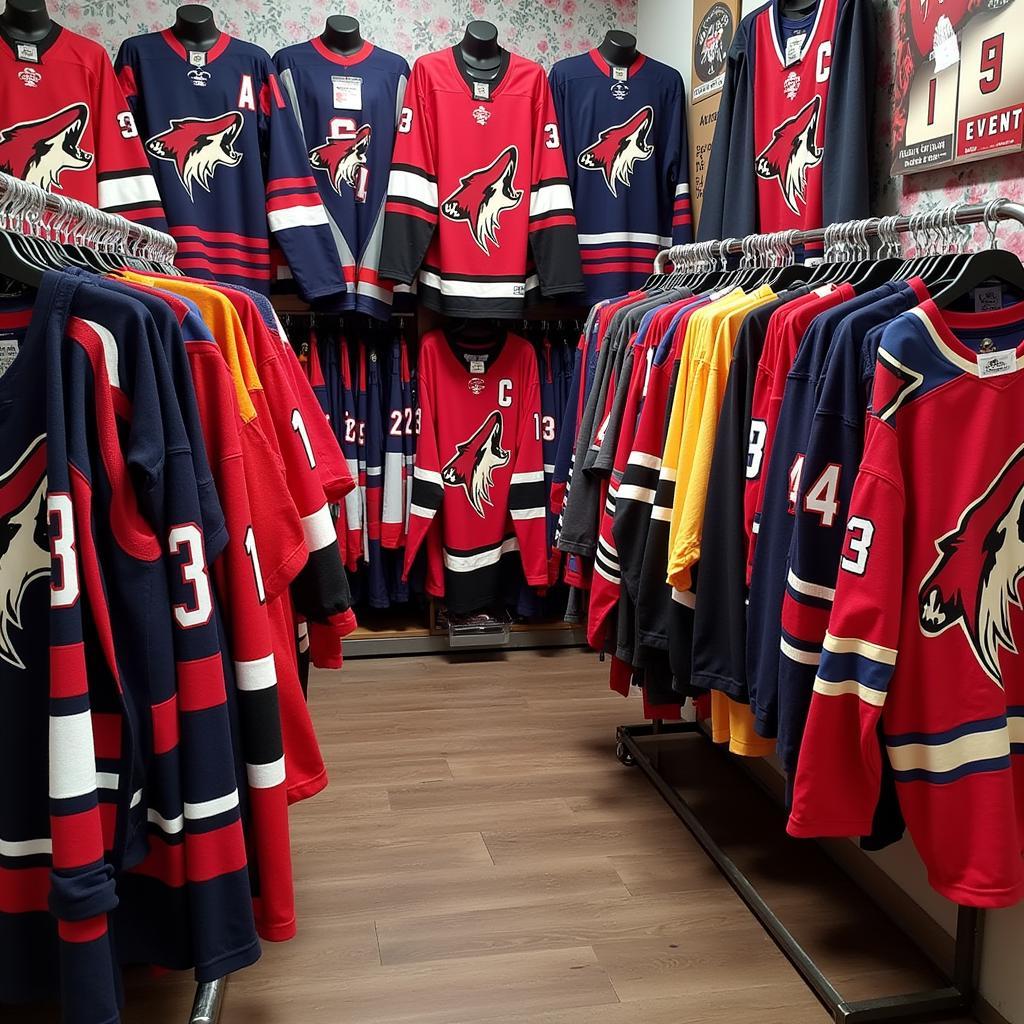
[891,0,1022,174]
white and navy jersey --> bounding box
[404,330,548,613]
[550,49,692,305]
[380,47,583,318]
[116,30,346,302]
[275,39,410,320]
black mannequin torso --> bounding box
[458,20,502,81]
[0,0,51,42]
[172,3,220,51]
[779,0,819,15]
[598,29,638,66]
[321,15,363,55]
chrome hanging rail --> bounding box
[654,198,1024,273]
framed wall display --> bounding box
[689,0,739,223]
[891,0,1023,174]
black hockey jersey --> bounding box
[550,49,692,305]
[698,0,874,245]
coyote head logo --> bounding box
[146,111,244,199]
[919,443,1024,687]
[0,104,93,192]
[755,96,822,215]
[441,411,510,516]
[441,146,522,254]
[309,124,371,195]
[577,106,654,197]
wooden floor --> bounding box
[25,649,967,1023]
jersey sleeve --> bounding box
[380,60,437,285]
[403,344,441,579]
[787,422,905,839]
[822,0,874,226]
[528,76,584,299]
[99,44,167,231]
[260,67,347,303]
[509,353,549,587]
[382,338,408,549]
[665,73,693,246]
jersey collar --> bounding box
[912,299,1024,379]
[160,28,231,65]
[450,45,512,100]
[587,48,647,77]
[310,37,375,66]
[0,21,63,61]
[768,0,825,68]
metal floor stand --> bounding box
[616,721,983,1024]
[189,977,227,1024]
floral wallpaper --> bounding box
[872,0,1024,256]
[48,0,636,69]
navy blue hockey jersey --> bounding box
[116,30,346,302]
[275,39,410,320]
[550,50,692,305]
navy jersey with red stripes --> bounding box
[115,30,346,302]
[549,49,692,305]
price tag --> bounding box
[189,50,207,66]
[932,16,960,73]
[785,33,806,65]
[16,43,38,63]
[333,75,363,110]
[473,81,491,100]
[978,348,1016,378]
[612,66,628,81]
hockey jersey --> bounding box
[549,49,692,305]
[0,23,165,229]
[380,46,584,317]
[789,299,1024,908]
[698,0,874,245]
[274,39,410,319]
[115,30,346,302]
[405,329,547,613]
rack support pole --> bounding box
[616,722,980,1024]
[189,978,227,1024]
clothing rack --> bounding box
[0,171,231,1024]
[624,196,1024,1024]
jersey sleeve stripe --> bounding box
[301,503,337,551]
[387,169,439,206]
[267,206,331,232]
[787,568,836,601]
[529,183,573,217]
[823,632,898,664]
[97,174,162,208]
[811,678,887,706]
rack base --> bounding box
[616,721,981,1024]
[189,978,227,1024]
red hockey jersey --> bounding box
[0,23,165,229]
[789,300,1024,908]
[405,330,547,613]
[380,46,584,317]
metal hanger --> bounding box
[933,199,1024,309]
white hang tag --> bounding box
[612,65,628,81]
[977,348,1017,378]
[333,75,363,110]
[932,16,960,73]
[0,339,18,377]
[469,360,486,374]
[189,50,207,66]
[473,81,490,100]
[17,42,38,63]
[785,33,806,65]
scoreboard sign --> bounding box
[891,0,1022,174]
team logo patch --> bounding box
[441,411,509,517]
[783,70,801,100]
[0,103,93,192]
[919,442,1024,687]
[0,437,49,671]
[468,377,486,396]
[441,146,522,254]
[472,105,491,125]
[577,106,654,197]
[17,67,41,88]
[309,123,371,196]
[188,68,211,88]
[755,95,822,215]
[610,82,629,100]
[145,111,244,200]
